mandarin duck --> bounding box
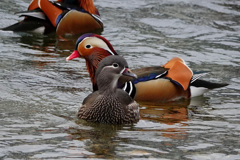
[1,0,103,36]
[78,55,139,124]
[66,33,228,102]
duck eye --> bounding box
[85,44,91,49]
[112,63,119,68]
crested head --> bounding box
[67,33,118,89]
[74,33,118,56]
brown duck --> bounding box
[78,55,140,124]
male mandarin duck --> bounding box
[1,0,103,36]
[66,33,228,103]
[78,55,140,124]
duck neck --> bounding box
[86,59,97,88]
[85,51,112,91]
[97,74,119,95]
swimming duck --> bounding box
[1,0,103,36]
[78,55,139,124]
[66,33,228,102]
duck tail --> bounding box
[191,79,228,89]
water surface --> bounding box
[0,0,240,159]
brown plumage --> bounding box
[78,56,140,124]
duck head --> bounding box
[95,55,137,93]
[66,33,118,90]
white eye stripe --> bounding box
[81,37,115,55]
[102,65,124,72]
[120,67,126,74]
